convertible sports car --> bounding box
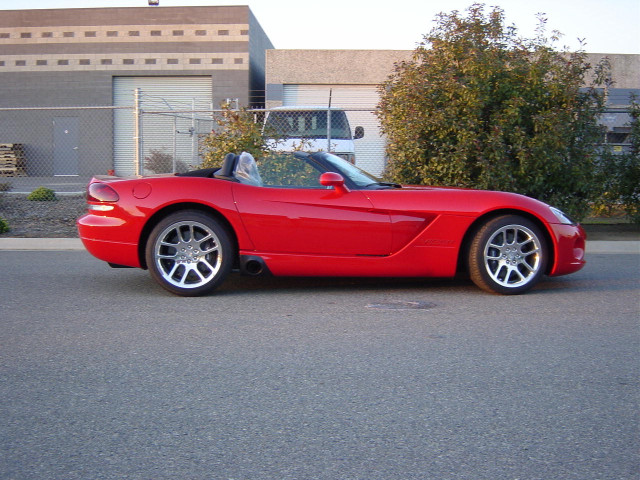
[77,151,586,296]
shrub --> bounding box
[201,102,272,168]
[0,217,9,234]
[27,186,57,201]
[377,4,610,220]
[144,148,188,174]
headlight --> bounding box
[550,207,575,225]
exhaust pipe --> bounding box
[239,255,270,276]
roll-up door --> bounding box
[282,85,385,175]
[113,76,213,175]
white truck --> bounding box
[264,106,364,164]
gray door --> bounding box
[53,117,79,175]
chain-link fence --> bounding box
[0,96,634,198]
[0,104,382,193]
[0,106,121,194]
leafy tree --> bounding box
[201,102,269,168]
[377,3,611,219]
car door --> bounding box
[232,154,391,256]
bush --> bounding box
[27,186,57,201]
[144,148,188,174]
[0,217,9,234]
[377,4,610,221]
[201,102,271,168]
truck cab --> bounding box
[264,106,364,164]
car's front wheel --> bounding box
[145,210,233,296]
[468,215,548,294]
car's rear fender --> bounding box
[137,202,241,270]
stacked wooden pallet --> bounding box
[0,143,26,176]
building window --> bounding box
[0,33,9,39]
[218,30,229,36]
[101,59,112,65]
[107,31,118,37]
[189,58,201,64]
[84,31,97,37]
[128,31,140,37]
[15,60,26,66]
[234,58,243,64]
[167,58,179,64]
[172,30,184,36]
[145,58,157,65]
[0,61,4,66]
[57,59,69,65]
[195,30,207,36]
[123,59,135,65]
[21,32,32,38]
[79,59,90,65]
[41,32,53,38]
[212,58,223,64]
[151,30,162,36]
[63,32,74,38]
[36,60,47,66]
[241,30,249,35]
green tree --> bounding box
[377,3,610,219]
[201,102,269,168]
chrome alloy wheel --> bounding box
[483,224,542,289]
[153,220,223,289]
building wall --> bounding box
[0,6,273,176]
[266,50,639,103]
[0,6,272,106]
[586,53,639,91]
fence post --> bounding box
[134,88,141,176]
[327,89,332,152]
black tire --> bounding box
[145,210,233,296]
[468,215,548,295]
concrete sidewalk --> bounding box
[0,237,638,254]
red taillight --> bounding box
[87,183,119,202]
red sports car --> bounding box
[77,151,586,296]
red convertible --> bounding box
[77,151,586,296]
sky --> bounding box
[2,0,639,54]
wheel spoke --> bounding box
[168,262,182,282]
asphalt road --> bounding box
[1,251,638,480]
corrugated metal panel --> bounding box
[113,76,213,175]
[282,84,385,176]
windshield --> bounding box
[319,152,382,188]
[265,110,352,140]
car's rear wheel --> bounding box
[468,215,548,294]
[145,210,233,296]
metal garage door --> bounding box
[113,76,213,175]
[282,85,386,175]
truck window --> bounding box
[265,110,351,140]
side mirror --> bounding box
[354,126,364,140]
[320,172,350,194]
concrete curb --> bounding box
[585,241,640,254]
[0,238,638,254]
[0,238,84,250]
